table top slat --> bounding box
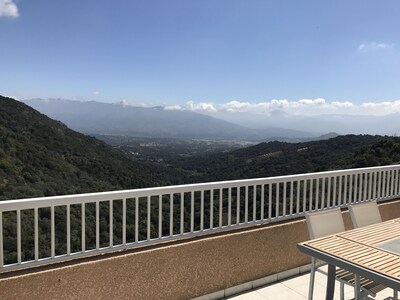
[303,222,400,282]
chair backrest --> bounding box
[305,208,346,239]
[348,200,382,228]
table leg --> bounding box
[354,275,360,300]
[326,264,335,300]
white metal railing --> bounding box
[0,165,400,273]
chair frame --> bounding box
[305,208,386,300]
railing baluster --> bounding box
[169,194,173,236]
[96,202,99,250]
[122,198,126,245]
[135,198,139,243]
[315,179,319,210]
[296,180,300,213]
[385,170,390,198]
[353,174,358,203]
[190,191,194,232]
[17,209,21,264]
[303,180,307,212]
[309,179,313,210]
[236,187,240,224]
[373,172,377,199]
[261,184,265,220]
[67,204,71,254]
[253,185,257,222]
[327,177,331,207]
[148,196,151,240]
[332,176,337,206]
[343,175,348,205]
[275,182,280,218]
[109,200,113,247]
[390,170,395,196]
[363,173,368,201]
[368,173,372,200]
[34,208,39,260]
[245,186,248,223]
[219,189,223,228]
[349,174,353,203]
[358,173,364,201]
[338,176,342,206]
[268,183,272,219]
[228,188,232,226]
[276,183,280,217]
[283,182,287,215]
[81,203,85,252]
[290,181,294,214]
[51,206,55,257]
[158,195,162,238]
[395,170,400,195]
[377,171,382,199]
[181,192,184,234]
[200,191,204,231]
[210,190,213,229]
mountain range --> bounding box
[214,109,400,136]
[23,99,323,141]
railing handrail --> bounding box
[1,164,399,211]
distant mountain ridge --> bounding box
[23,99,320,141]
[215,109,400,136]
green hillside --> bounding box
[176,135,400,182]
[0,95,184,200]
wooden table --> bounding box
[298,218,400,300]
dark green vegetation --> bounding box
[107,134,400,183]
[178,134,400,181]
[0,95,185,201]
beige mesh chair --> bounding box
[349,201,398,300]
[348,200,382,228]
[305,208,386,300]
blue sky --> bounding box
[1,0,400,113]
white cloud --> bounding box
[298,98,326,105]
[332,101,354,108]
[92,91,100,95]
[358,42,394,51]
[361,100,400,113]
[164,104,183,111]
[186,101,217,112]
[0,0,19,18]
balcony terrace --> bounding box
[0,165,400,299]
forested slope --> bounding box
[0,95,184,200]
[177,135,400,182]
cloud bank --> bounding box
[0,0,19,18]
[164,98,400,116]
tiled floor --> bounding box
[225,271,397,300]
